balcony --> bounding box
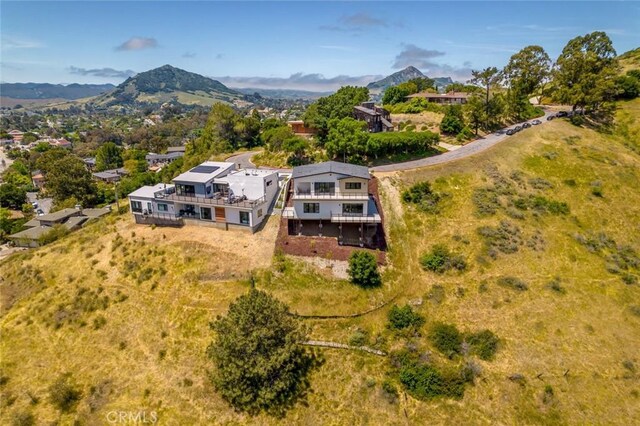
[292,191,369,200]
[165,193,265,208]
[330,212,381,223]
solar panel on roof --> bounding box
[190,165,220,174]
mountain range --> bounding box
[367,66,454,93]
[0,82,115,100]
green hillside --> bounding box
[0,100,639,424]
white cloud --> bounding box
[214,72,383,92]
[115,37,158,51]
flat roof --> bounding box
[172,161,235,184]
[129,183,175,199]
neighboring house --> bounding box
[92,168,127,183]
[287,120,317,137]
[8,206,111,247]
[8,130,24,143]
[406,91,470,105]
[166,146,186,154]
[282,161,383,248]
[48,138,72,148]
[353,102,393,133]
[145,151,184,166]
[31,171,45,190]
[128,161,279,232]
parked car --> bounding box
[506,129,516,135]
[531,119,542,125]
[547,115,555,121]
[556,111,569,117]
[31,201,38,208]
[495,129,506,135]
[514,125,523,132]
[522,122,532,129]
[36,209,44,216]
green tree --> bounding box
[347,251,382,288]
[302,86,369,140]
[46,155,97,206]
[440,105,465,135]
[207,289,315,415]
[21,132,38,144]
[325,118,368,162]
[0,183,27,209]
[469,67,501,130]
[615,73,640,100]
[503,45,552,102]
[35,148,70,176]
[95,142,123,172]
[382,86,411,105]
[553,31,619,113]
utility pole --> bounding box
[114,181,119,215]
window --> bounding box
[157,203,168,212]
[176,184,196,196]
[303,203,320,214]
[343,203,364,215]
[266,180,273,186]
[345,182,362,190]
[201,207,212,220]
[314,182,335,194]
[131,201,142,213]
[257,209,263,218]
[146,202,152,213]
[239,211,250,225]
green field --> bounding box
[1,100,639,425]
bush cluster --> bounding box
[497,276,529,291]
[420,244,467,273]
[477,221,523,258]
[347,251,382,288]
[366,131,439,158]
[513,195,570,215]
[402,181,443,213]
[387,305,425,330]
[49,374,82,413]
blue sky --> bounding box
[1,1,638,91]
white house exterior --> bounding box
[128,161,279,232]
[283,161,382,247]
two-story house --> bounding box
[353,102,393,133]
[282,161,383,247]
[128,161,279,232]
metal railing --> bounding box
[330,212,381,223]
[138,212,182,221]
[293,192,369,200]
[166,193,266,208]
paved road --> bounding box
[26,192,52,214]
[370,110,556,173]
[226,150,260,169]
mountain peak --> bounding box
[367,67,425,90]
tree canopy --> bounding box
[347,251,382,288]
[207,289,315,416]
[95,142,123,172]
[302,86,369,140]
[552,31,619,112]
[45,155,97,207]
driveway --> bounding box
[226,150,260,169]
[371,110,557,173]
[26,192,52,214]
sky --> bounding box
[1,1,638,91]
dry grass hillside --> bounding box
[0,100,639,425]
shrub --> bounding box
[11,412,35,426]
[207,289,316,415]
[477,221,523,258]
[429,323,462,358]
[381,379,399,403]
[366,131,439,158]
[348,329,369,346]
[402,181,442,213]
[465,330,500,360]
[387,305,425,330]
[49,373,82,413]
[420,244,467,273]
[497,276,528,291]
[398,362,468,400]
[347,251,382,288]
[546,277,566,294]
[472,188,500,216]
